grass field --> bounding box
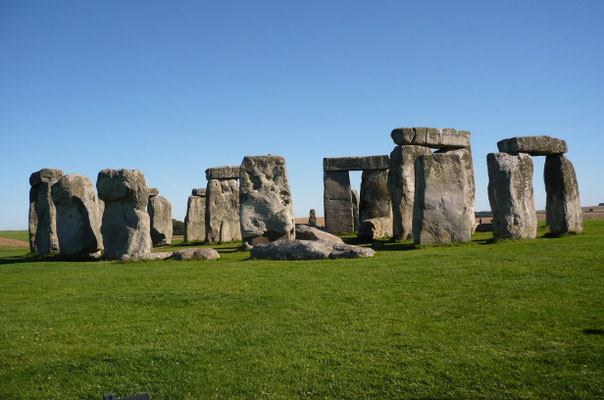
[1,221,603,399]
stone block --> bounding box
[323,171,354,234]
[323,155,390,172]
[544,154,582,235]
[391,127,470,149]
[497,135,567,156]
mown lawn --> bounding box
[0,221,603,399]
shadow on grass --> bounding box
[583,328,604,335]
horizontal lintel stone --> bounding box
[191,188,206,197]
[323,155,390,172]
[497,135,567,156]
[205,166,240,180]
[390,127,470,149]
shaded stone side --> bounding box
[413,152,474,244]
[357,217,393,240]
[487,153,537,240]
[206,178,241,243]
[351,189,360,232]
[391,127,470,149]
[359,169,391,222]
[544,154,582,235]
[148,195,173,246]
[97,169,152,259]
[323,171,354,234]
[28,168,63,254]
[240,155,295,245]
[387,145,432,240]
[51,174,103,258]
[323,155,390,172]
[497,135,567,156]
[184,195,206,242]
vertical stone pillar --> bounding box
[351,189,360,232]
[323,171,354,234]
[148,193,173,247]
[28,168,63,255]
[544,154,582,235]
[387,145,432,240]
[487,153,537,240]
[359,169,391,222]
[184,188,206,242]
[205,166,241,243]
[413,151,474,244]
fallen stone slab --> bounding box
[205,165,240,180]
[544,154,582,235]
[119,251,174,261]
[323,155,390,172]
[497,135,567,156]
[250,240,375,261]
[171,247,220,261]
[295,224,343,244]
[391,127,470,149]
[357,217,393,240]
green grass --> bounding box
[1,221,603,399]
[0,230,29,242]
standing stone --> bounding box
[413,151,474,244]
[544,154,582,235]
[351,189,360,232]
[51,174,103,258]
[388,145,432,240]
[323,171,354,234]
[28,168,63,255]
[309,209,318,227]
[205,178,241,243]
[184,188,206,242]
[240,155,295,245]
[148,195,173,246]
[359,169,391,222]
[96,169,152,259]
[487,153,537,240]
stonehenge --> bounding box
[544,155,582,235]
[359,169,391,222]
[240,155,295,245]
[184,188,206,242]
[309,209,318,227]
[28,168,63,255]
[205,166,241,243]
[148,191,173,247]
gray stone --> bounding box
[475,223,493,232]
[205,178,241,243]
[323,155,390,172]
[413,151,474,244]
[250,239,375,260]
[28,168,63,255]
[487,153,537,240]
[391,127,470,149]
[205,165,240,180]
[240,155,295,245]
[387,145,432,240]
[171,247,220,261]
[323,171,354,234]
[497,135,567,156]
[184,195,206,242]
[51,174,103,258]
[295,224,343,244]
[148,195,173,246]
[359,169,391,222]
[119,251,174,261]
[147,187,159,197]
[544,154,583,235]
[352,189,360,232]
[192,188,206,197]
[96,169,152,259]
[357,217,393,240]
[309,209,318,227]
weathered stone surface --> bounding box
[544,154,583,235]
[148,195,173,246]
[357,217,393,240]
[388,145,432,240]
[192,188,206,197]
[475,223,493,232]
[413,151,474,244]
[391,127,470,149]
[51,174,103,258]
[309,209,318,227]
[250,239,375,260]
[352,189,360,232]
[206,178,241,242]
[171,247,220,261]
[205,165,240,180]
[324,171,354,234]
[28,168,63,255]
[119,251,174,261]
[487,153,537,240]
[147,187,159,197]
[240,155,295,245]
[184,195,206,242]
[360,169,391,222]
[295,224,343,244]
[96,169,152,259]
[323,155,390,172]
[497,136,567,156]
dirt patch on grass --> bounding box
[0,237,29,247]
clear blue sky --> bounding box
[1,0,603,230]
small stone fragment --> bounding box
[309,209,318,227]
[357,217,393,240]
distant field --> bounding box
[0,230,29,243]
[1,221,603,399]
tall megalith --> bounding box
[185,188,206,242]
[28,168,63,255]
[544,154,582,235]
[205,166,241,243]
[359,169,391,222]
[148,192,173,247]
